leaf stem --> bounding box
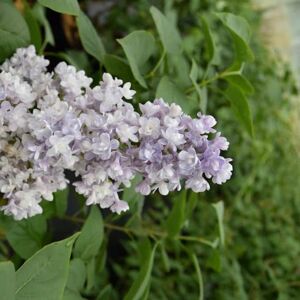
[146,50,166,78]
[61,215,215,247]
[185,69,242,94]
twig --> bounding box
[61,215,216,247]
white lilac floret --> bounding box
[0,46,232,220]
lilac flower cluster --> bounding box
[0,46,232,220]
[134,100,232,196]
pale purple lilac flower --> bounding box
[0,46,232,220]
[134,100,233,196]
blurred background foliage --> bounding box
[0,0,300,299]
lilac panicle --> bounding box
[0,46,232,220]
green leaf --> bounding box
[224,84,254,136]
[96,285,112,300]
[0,2,30,62]
[191,253,204,300]
[85,257,96,293]
[0,261,15,300]
[74,207,103,261]
[206,249,222,272]
[63,258,86,300]
[189,59,207,112]
[76,11,106,63]
[38,0,80,16]
[117,31,156,88]
[216,12,254,67]
[124,240,158,300]
[103,54,134,82]
[16,233,79,300]
[156,76,193,113]
[54,188,69,217]
[32,3,54,47]
[24,6,42,51]
[160,242,170,272]
[165,190,187,238]
[200,16,216,64]
[58,50,90,72]
[185,192,198,220]
[122,175,144,214]
[223,74,254,95]
[212,201,225,247]
[168,54,192,89]
[150,6,182,54]
[6,215,47,259]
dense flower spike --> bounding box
[134,100,232,196]
[0,46,232,220]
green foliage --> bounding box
[125,239,158,300]
[0,261,15,300]
[212,201,225,247]
[76,11,106,63]
[38,0,80,16]
[0,1,299,299]
[165,191,187,238]
[216,12,254,67]
[118,31,156,88]
[150,6,182,54]
[15,233,79,299]
[74,207,103,261]
[23,6,42,51]
[0,2,30,62]
[225,83,254,136]
[200,16,217,64]
[63,258,86,300]
[6,215,47,259]
[191,252,204,300]
[32,3,54,48]
[54,188,69,217]
[156,76,192,113]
